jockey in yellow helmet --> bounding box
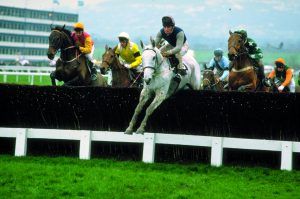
[71,22,97,81]
[115,32,142,80]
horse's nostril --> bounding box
[145,78,151,85]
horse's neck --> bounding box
[111,56,126,71]
[233,54,252,69]
[61,38,77,61]
[155,58,171,76]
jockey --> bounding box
[267,58,295,92]
[115,32,142,78]
[208,48,229,82]
[71,22,98,81]
[233,29,266,85]
[155,16,189,76]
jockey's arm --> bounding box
[168,32,184,55]
[220,70,229,81]
[79,36,93,54]
[155,31,163,47]
[129,46,142,69]
[208,58,215,70]
[268,70,276,79]
[281,69,293,87]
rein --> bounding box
[51,29,81,63]
[142,48,163,72]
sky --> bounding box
[1,0,300,48]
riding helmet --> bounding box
[74,22,84,31]
[118,32,130,41]
[214,48,223,56]
[275,57,286,68]
[162,16,175,27]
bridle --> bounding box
[50,29,82,64]
[228,33,249,60]
[202,70,219,90]
[142,48,163,72]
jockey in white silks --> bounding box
[207,48,230,82]
[155,16,189,76]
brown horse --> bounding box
[228,31,261,91]
[101,45,143,87]
[47,26,107,86]
[202,69,226,91]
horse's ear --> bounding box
[140,40,144,49]
[105,44,108,51]
[150,36,155,48]
[229,30,233,35]
[62,24,65,30]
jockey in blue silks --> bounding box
[208,48,229,82]
[155,16,189,76]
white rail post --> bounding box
[281,141,293,171]
[15,129,28,157]
[211,137,223,167]
[142,133,156,163]
[79,131,91,160]
[3,74,7,83]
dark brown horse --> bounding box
[202,69,226,91]
[101,45,143,87]
[228,31,260,91]
[47,26,107,86]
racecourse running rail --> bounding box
[0,127,299,171]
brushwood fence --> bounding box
[0,84,299,170]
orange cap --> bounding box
[74,22,84,30]
[275,57,286,65]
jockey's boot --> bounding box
[176,53,187,76]
[88,61,98,81]
[256,60,267,86]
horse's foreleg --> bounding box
[125,89,152,135]
[50,71,56,86]
[136,93,166,134]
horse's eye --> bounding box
[152,57,155,60]
[110,55,114,58]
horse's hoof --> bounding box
[124,129,133,135]
[135,128,145,135]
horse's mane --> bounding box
[53,25,73,44]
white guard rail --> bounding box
[0,127,299,171]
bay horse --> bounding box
[101,45,143,87]
[202,69,226,91]
[228,31,261,91]
[125,38,201,134]
[47,26,107,86]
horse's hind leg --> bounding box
[136,92,167,134]
[125,89,152,135]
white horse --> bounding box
[125,38,202,134]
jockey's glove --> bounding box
[278,85,285,92]
[124,64,131,69]
[75,43,80,49]
[161,51,171,57]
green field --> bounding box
[1,50,300,198]
[0,155,299,198]
[0,75,60,86]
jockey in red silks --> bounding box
[71,22,97,81]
